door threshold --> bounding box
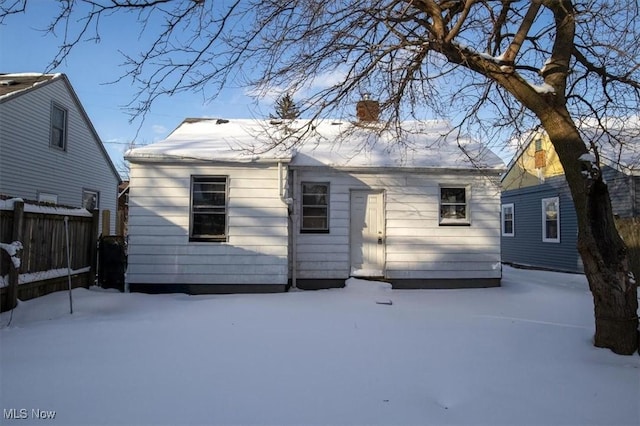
[349,276,390,283]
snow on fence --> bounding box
[0,199,99,312]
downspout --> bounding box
[291,168,297,289]
[278,162,296,289]
[631,174,637,217]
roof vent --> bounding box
[0,80,17,86]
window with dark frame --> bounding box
[439,186,469,225]
[190,176,227,241]
[301,183,329,232]
[50,103,67,150]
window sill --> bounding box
[189,237,227,243]
[439,221,471,226]
[300,229,330,234]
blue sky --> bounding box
[1,3,522,176]
[0,3,265,175]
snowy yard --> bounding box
[1,266,638,426]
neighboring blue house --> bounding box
[501,129,639,273]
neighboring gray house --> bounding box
[0,73,120,233]
[501,129,639,273]
[125,108,505,293]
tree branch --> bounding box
[0,0,25,24]
[500,0,541,63]
[573,46,640,91]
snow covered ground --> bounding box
[1,266,638,426]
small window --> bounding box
[542,197,560,243]
[82,189,99,210]
[439,186,470,225]
[38,192,58,204]
[501,203,514,236]
[301,183,329,232]
[190,176,227,241]
[534,137,543,151]
[50,103,67,150]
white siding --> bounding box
[0,78,119,233]
[293,168,502,280]
[126,163,289,286]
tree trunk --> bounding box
[577,180,639,354]
[542,110,639,355]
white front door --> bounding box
[350,190,385,277]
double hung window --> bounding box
[501,203,514,236]
[542,197,560,242]
[439,186,470,225]
[191,176,227,241]
[50,103,67,150]
[301,183,329,232]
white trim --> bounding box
[542,197,560,243]
[501,203,515,237]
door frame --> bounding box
[349,188,386,277]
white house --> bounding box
[125,110,505,293]
[0,73,120,233]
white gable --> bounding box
[127,119,505,170]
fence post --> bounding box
[5,201,24,311]
[89,210,100,285]
[102,210,111,236]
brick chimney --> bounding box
[356,94,380,122]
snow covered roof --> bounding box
[0,73,60,100]
[580,125,640,176]
[126,118,505,170]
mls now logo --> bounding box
[4,408,57,420]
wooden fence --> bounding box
[0,200,99,312]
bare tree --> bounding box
[3,0,638,354]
